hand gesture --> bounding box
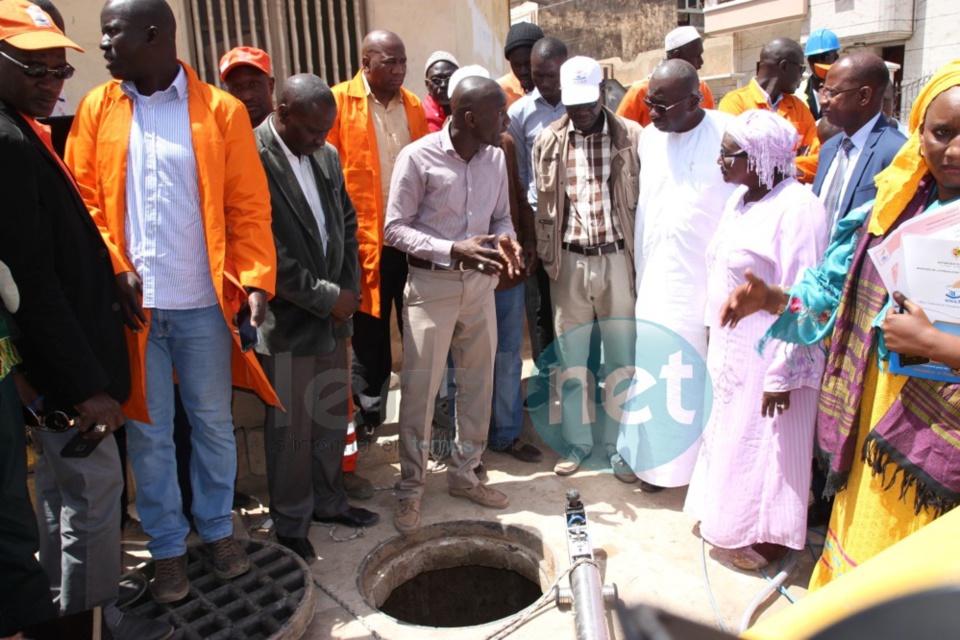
[497,235,525,279]
[116,271,147,332]
[761,390,791,418]
[451,235,503,275]
[720,269,772,329]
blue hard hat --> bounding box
[805,29,840,56]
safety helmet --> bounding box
[805,29,840,57]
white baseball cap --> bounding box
[560,56,602,106]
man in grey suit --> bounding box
[255,75,378,563]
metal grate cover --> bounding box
[127,540,314,640]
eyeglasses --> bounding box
[643,93,698,114]
[566,100,599,111]
[719,149,748,164]
[0,50,75,80]
[428,75,453,86]
[819,86,861,100]
[782,59,805,72]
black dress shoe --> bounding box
[313,506,380,528]
[640,480,664,493]
[276,535,316,564]
[496,437,544,463]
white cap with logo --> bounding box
[560,56,602,107]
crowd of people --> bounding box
[1,0,959,637]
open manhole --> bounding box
[126,539,315,639]
[358,520,556,628]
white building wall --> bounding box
[902,0,960,86]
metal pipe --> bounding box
[570,560,609,640]
[738,550,797,634]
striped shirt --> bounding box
[563,115,621,246]
[383,125,515,266]
[122,66,217,310]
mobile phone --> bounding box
[236,302,259,353]
[896,300,930,367]
[60,431,104,458]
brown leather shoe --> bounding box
[394,498,421,535]
[343,471,374,500]
[712,543,790,571]
[205,535,250,580]
[499,438,543,463]
[150,554,189,604]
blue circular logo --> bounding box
[526,318,712,475]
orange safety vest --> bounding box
[616,77,716,127]
[718,77,820,183]
[65,61,280,422]
[327,71,429,318]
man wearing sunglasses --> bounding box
[719,37,820,184]
[0,1,172,638]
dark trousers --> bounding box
[523,263,555,362]
[0,375,56,635]
[352,245,407,427]
[260,342,350,537]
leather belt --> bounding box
[561,239,625,256]
[408,256,472,271]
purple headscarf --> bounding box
[725,110,798,189]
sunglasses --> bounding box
[643,93,699,114]
[428,75,453,86]
[24,403,75,432]
[0,50,75,80]
[719,150,748,164]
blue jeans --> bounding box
[489,285,525,450]
[127,305,236,559]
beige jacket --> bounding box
[531,107,641,287]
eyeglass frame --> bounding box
[642,92,701,114]
[0,49,75,80]
[24,403,75,432]
[818,85,862,100]
[427,74,453,87]
[718,149,748,165]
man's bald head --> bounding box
[102,0,176,37]
[651,59,699,96]
[275,74,337,157]
[821,52,890,134]
[279,73,335,111]
[451,76,507,147]
[531,36,567,63]
[362,30,403,57]
[760,37,804,65]
[451,76,502,115]
[757,37,805,95]
[647,59,704,133]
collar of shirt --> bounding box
[121,64,188,103]
[439,122,489,161]
[268,113,306,163]
[752,78,783,110]
[567,111,609,137]
[361,72,403,108]
[846,110,884,152]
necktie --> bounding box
[822,137,855,231]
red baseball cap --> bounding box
[0,0,83,51]
[219,46,271,82]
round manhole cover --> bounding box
[126,539,314,639]
[358,520,556,629]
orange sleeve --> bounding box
[327,86,346,154]
[701,81,715,110]
[616,81,651,127]
[718,89,744,115]
[793,106,821,184]
[65,90,131,276]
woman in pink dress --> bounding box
[684,110,830,570]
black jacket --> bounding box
[0,101,128,411]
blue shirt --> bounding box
[507,88,567,207]
[122,66,217,310]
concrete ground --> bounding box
[226,375,818,640]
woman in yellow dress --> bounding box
[719,60,960,589]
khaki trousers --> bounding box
[395,267,498,500]
[549,249,636,456]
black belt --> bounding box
[408,256,474,271]
[562,239,625,256]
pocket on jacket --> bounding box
[535,154,559,194]
[536,218,555,264]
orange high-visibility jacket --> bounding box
[718,77,820,183]
[498,72,526,109]
[616,77,716,128]
[327,71,429,318]
[65,62,280,422]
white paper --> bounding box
[902,234,960,323]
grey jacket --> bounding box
[531,107,641,287]
[254,118,360,357]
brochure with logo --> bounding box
[887,234,960,383]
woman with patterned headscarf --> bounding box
[720,60,960,589]
[684,110,831,570]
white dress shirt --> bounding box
[819,110,884,229]
[269,116,328,253]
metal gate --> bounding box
[182,0,366,88]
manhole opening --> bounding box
[380,564,542,627]
[359,520,556,629]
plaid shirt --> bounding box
[563,115,622,246]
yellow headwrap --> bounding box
[869,59,960,235]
